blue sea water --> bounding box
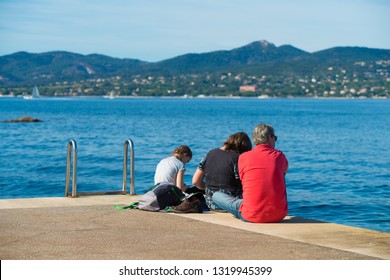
[0,97,389,233]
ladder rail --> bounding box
[123,139,135,195]
[65,139,77,197]
[65,138,135,197]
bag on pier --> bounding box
[114,183,206,213]
[137,182,185,211]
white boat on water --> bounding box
[103,90,115,99]
[23,85,41,99]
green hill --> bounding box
[1,40,389,98]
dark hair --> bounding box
[173,145,192,160]
[223,132,252,154]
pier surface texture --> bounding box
[1,195,389,260]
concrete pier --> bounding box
[1,195,389,260]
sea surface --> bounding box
[0,97,389,233]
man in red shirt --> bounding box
[212,123,288,223]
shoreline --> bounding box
[0,94,389,100]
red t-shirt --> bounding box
[238,144,288,223]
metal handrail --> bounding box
[65,138,135,197]
[65,139,77,197]
[123,139,135,195]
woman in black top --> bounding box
[192,132,252,210]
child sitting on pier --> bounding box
[154,145,193,192]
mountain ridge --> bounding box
[0,40,389,98]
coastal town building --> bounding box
[239,85,257,92]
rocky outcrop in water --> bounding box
[3,116,42,122]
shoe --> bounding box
[171,198,203,213]
[185,186,205,195]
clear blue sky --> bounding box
[0,0,389,62]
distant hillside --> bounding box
[0,51,147,86]
[0,40,389,96]
[152,40,308,72]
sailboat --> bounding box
[23,85,41,99]
[103,90,115,99]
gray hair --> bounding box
[252,123,275,145]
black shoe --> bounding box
[185,186,205,195]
